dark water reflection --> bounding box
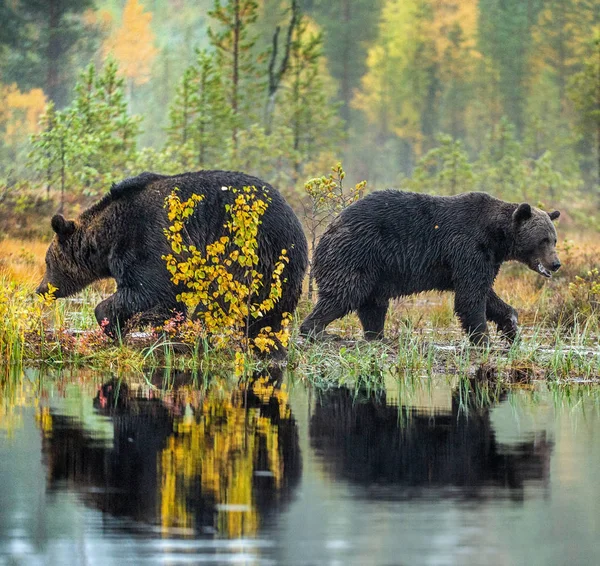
[310,387,551,501]
[1,368,600,565]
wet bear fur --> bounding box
[37,170,308,350]
[300,190,561,344]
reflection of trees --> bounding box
[41,371,301,538]
[0,367,35,437]
[310,387,552,499]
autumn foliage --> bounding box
[102,0,158,90]
[162,186,291,369]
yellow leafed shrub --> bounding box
[162,186,291,367]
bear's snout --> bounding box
[550,260,561,272]
[36,282,48,295]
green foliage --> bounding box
[164,7,342,196]
[167,49,232,169]
[408,134,475,195]
[303,162,366,298]
[1,0,599,224]
[407,127,582,204]
[276,15,344,179]
[30,59,141,199]
[1,0,98,107]
[478,0,544,134]
[208,0,264,134]
[568,34,600,189]
[475,119,528,199]
[300,0,386,124]
[475,120,582,202]
[227,124,298,190]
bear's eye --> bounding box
[541,237,550,246]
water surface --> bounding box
[1,368,599,565]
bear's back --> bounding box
[105,170,308,277]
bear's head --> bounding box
[36,214,96,298]
[512,203,561,278]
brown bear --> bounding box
[37,170,308,350]
[300,190,561,344]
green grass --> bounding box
[1,266,599,387]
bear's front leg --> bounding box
[94,294,127,338]
[94,289,162,338]
[357,298,389,340]
[486,289,519,343]
[454,287,489,346]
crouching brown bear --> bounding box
[300,190,561,345]
[37,170,308,352]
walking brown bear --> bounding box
[300,190,561,344]
[36,170,308,353]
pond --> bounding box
[1,368,599,565]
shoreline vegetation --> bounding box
[1,227,599,385]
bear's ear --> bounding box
[513,203,532,223]
[548,210,560,221]
[51,214,76,240]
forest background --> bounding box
[0,0,599,234]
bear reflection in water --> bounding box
[310,386,552,500]
[42,370,301,537]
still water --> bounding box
[0,368,599,565]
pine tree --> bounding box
[408,134,475,195]
[568,34,600,192]
[3,0,97,107]
[167,50,232,169]
[277,16,343,178]
[475,119,527,200]
[30,59,141,199]
[299,0,385,126]
[478,0,544,135]
[208,0,264,145]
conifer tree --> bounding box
[167,50,232,169]
[30,59,141,199]
[3,0,97,107]
[277,16,342,178]
[208,0,263,145]
[568,34,600,191]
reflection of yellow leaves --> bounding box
[35,406,53,435]
[0,376,37,438]
[158,383,291,537]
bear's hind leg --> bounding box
[357,298,389,340]
[300,297,351,339]
[454,288,489,346]
[486,289,518,343]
